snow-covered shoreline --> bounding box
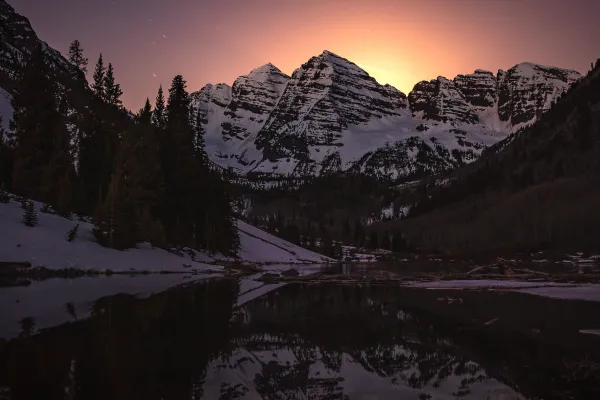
[0,197,331,273]
[405,279,600,302]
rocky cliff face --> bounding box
[453,69,497,109]
[189,64,290,169]
[497,62,580,126]
[409,64,579,128]
[0,0,85,92]
[408,77,479,125]
[254,51,408,163]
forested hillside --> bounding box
[377,59,600,254]
[0,41,240,256]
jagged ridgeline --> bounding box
[190,50,579,180]
[0,0,239,255]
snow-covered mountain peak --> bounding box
[246,63,288,84]
[497,62,581,126]
[509,61,581,81]
[249,49,410,175]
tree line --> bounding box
[0,40,239,255]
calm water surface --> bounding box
[1,271,599,400]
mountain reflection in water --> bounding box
[0,278,598,399]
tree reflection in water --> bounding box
[1,281,599,399]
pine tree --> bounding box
[162,75,199,246]
[0,115,13,191]
[67,40,88,74]
[158,74,238,255]
[391,229,407,252]
[104,63,123,107]
[368,231,379,249]
[332,241,343,260]
[77,102,114,214]
[48,97,76,216]
[125,98,165,243]
[135,207,167,248]
[22,200,38,227]
[354,219,365,247]
[0,183,9,203]
[138,98,153,124]
[93,167,136,250]
[380,230,391,250]
[152,85,166,129]
[342,218,352,242]
[192,107,207,163]
[321,231,333,257]
[67,224,79,242]
[92,54,106,99]
[11,45,73,208]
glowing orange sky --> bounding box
[11,0,600,110]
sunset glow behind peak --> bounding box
[11,0,600,109]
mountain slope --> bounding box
[381,60,600,254]
[189,64,290,171]
[0,0,89,109]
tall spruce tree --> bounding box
[93,164,136,250]
[0,115,13,190]
[126,98,165,244]
[391,229,407,252]
[92,54,106,99]
[77,100,113,214]
[67,40,88,74]
[104,63,123,108]
[11,45,73,208]
[47,97,77,215]
[159,75,239,254]
[192,107,207,163]
[22,200,38,227]
[152,85,166,130]
[162,75,199,246]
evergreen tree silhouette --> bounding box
[92,54,106,99]
[67,40,88,74]
[11,45,73,209]
[152,85,166,130]
[104,63,123,108]
[22,200,38,227]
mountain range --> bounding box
[0,0,582,181]
[192,51,580,180]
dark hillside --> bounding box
[378,59,600,254]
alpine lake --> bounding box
[1,262,599,400]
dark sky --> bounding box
[9,0,600,110]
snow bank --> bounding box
[0,199,218,272]
[407,280,600,303]
[236,264,327,306]
[237,220,331,264]
[0,197,330,271]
